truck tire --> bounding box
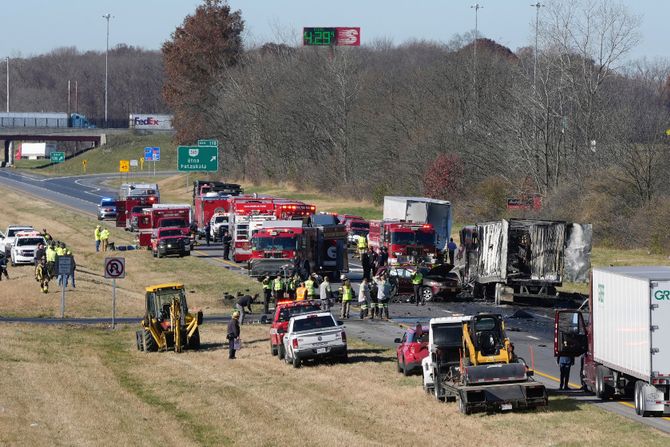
[340,351,348,363]
[142,329,158,352]
[402,358,410,376]
[396,357,402,373]
[278,344,285,360]
[634,380,643,416]
[595,365,613,400]
[292,355,301,368]
[188,329,201,350]
[271,342,278,356]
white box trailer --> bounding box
[382,196,452,251]
[555,266,670,417]
[19,142,57,159]
[593,267,670,382]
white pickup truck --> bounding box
[10,232,45,266]
[282,312,348,368]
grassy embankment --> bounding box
[1,323,668,447]
[0,185,260,318]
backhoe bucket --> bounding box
[464,363,527,385]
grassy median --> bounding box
[0,184,260,318]
[0,323,667,447]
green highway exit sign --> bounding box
[50,151,65,163]
[177,146,218,172]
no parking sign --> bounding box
[104,257,125,328]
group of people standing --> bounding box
[94,225,111,252]
[34,231,76,293]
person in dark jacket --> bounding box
[361,250,372,281]
[227,311,241,359]
[557,355,574,390]
[222,230,233,260]
[235,292,254,325]
[204,222,211,246]
[0,253,9,281]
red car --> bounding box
[394,325,429,375]
[269,300,322,359]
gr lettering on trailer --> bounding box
[653,289,670,300]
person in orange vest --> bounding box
[295,282,308,301]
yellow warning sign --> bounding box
[119,160,130,173]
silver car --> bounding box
[97,197,117,220]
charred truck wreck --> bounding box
[459,219,592,304]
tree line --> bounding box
[3,45,167,126]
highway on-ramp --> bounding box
[1,168,668,433]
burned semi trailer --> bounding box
[460,219,592,303]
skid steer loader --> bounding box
[136,283,203,353]
[422,313,547,414]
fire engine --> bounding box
[137,204,192,248]
[115,194,159,230]
[248,220,349,280]
[229,198,277,263]
[192,181,243,237]
[367,220,437,265]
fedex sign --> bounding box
[129,114,174,130]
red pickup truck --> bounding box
[269,300,321,359]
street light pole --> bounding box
[5,56,8,112]
[102,13,112,128]
[531,3,544,90]
[470,3,483,99]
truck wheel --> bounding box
[595,365,613,399]
[278,344,285,360]
[188,329,201,350]
[340,351,348,363]
[402,359,410,376]
[271,343,277,356]
[634,381,643,416]
[396,357,402,373]
[143,329,157,352]
[292,355,301,368]
[158,251,163,259]
[284,349,291,365]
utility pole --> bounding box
[5,56,8,112]
[470,3,483,100]
[531,3,544,90]
[102,13,112,128]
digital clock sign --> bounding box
[303,27,360,46]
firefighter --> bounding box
[411,268,424,306]
[36,257,50,293]
[375,274,391,320]
[357,234,368,259]
[340,279,353,319]
[42,229,53,244]
[45,243,57,279]
[287,274,299,299]
[261,276,272,314]
[358,277,371,319]
[305,274,316,300]
[222,230,232,260]
[272,275,284,301]
[94,225,102,252]
[100,227,110,252]
[34,242,45,279]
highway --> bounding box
[0,168,668,433]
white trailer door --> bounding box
[651,281,670,376]
[405,201,428,223]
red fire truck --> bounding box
[115,195,159,230]
[248,220,349,280]
[229,198,277,263]
[136,204,192,248]
[194,193,232,237]
[272,200,316,221]
[367,221,437,265]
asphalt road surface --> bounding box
[1,168,668,433]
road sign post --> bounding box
[57,255,74,318]
[177,146,219,172]
[104,257,126,328]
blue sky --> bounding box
[2,1,667,61]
